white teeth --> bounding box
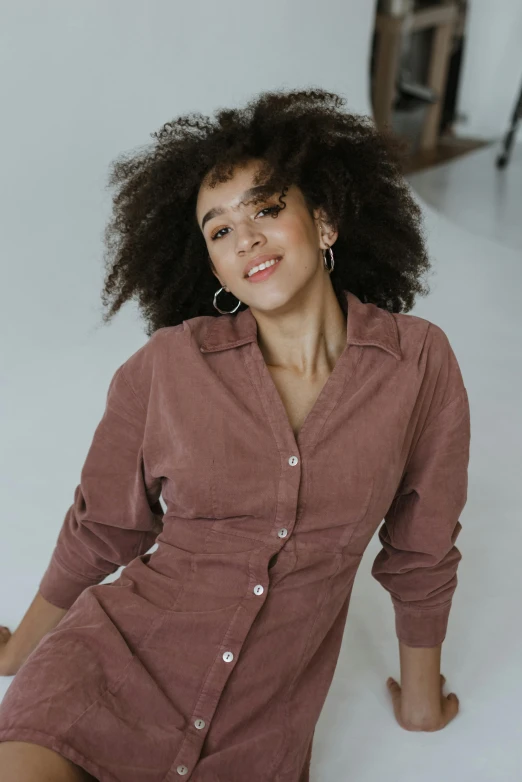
[247,258,280,277]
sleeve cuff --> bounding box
[392,599,452,647]
[38,552,106,611]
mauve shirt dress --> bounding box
[0,289,471,782]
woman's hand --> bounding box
[0,625,18,677]
[386,673,459,731]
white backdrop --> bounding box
[1,2,520,780]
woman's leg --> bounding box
[0,741,98,782]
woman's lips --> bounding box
[245,258,282,283]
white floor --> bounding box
[407,141,522,255]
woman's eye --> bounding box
[210,205,280,241]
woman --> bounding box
[0,88,470,781]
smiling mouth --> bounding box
[245,257,282,279]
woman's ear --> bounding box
[314,207,338,249]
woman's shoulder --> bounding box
[391,309,467,407]
[116,316,214,392]
[389,307,455,357]
[128,314,214,359]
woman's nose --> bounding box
[235,227,265,252]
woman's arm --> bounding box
[370,327,470,729]
[371,326,471,651]
[399,641,442,719]
[387,641,460,731]
[38,358,163,611]
[2,343,164,676]
[1,591,68,676]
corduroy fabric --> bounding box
[0,289,471,781]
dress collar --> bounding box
[199,288,402,361]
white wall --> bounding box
[457,0,522,140]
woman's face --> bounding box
[196,158,337,312]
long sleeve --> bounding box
[39,360,164,611]
[371,331,471,648]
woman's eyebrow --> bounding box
[200,185,273,231]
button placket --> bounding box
[169,445,303,780]
[276,453,300,541]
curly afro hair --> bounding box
[100,87,432,337]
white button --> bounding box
[288,455,299,466]
[177,765,189,775]
[223,651,234,662]
[194,718,206,729]
[253,584,264,595]
[278,528,288,538]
